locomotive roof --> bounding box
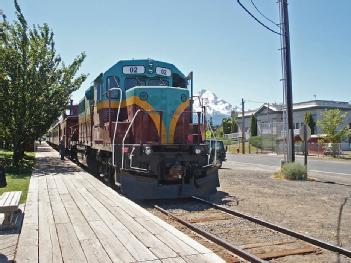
[101,59,186,79]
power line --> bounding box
[236,0,283,36]
[250,0,280,28]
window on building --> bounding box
[295,123,300,129]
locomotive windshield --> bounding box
[125,77,169,90]
[125,78,146,90]
[148,79,169,86]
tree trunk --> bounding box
[12,141,25,166]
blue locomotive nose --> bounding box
[126,86,190,144]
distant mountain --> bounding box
[193,89,236,125]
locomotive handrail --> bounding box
[121,109,141,170]
[129,146,147,171]
[206,117,217,167]
[104,86,122,168]
[121,109,163,170]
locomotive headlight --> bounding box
[194,147,202,155]
[144,146,152,155]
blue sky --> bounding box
[2,0,351,110]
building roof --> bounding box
[237,100,351,118]
[293,100,351,110]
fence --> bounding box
[223,121,351,156]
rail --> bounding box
[192,196,351,258]
[154,205,266,263]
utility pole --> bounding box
[241,98,245,154]
[279,0,295,162]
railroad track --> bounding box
[151,196,351,262]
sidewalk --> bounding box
[15,143,225,262]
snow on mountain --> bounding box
[193,89,236,125]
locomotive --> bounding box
[47,59,219,199]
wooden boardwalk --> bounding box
[15,143,225,263]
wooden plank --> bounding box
[255,245,320,260]
[0,192,11,206]
[16,176,39,263]
[3,192,14,206]
[76,174,183,259]
[81,172,212,255]
[0,191,22,211]
[56,223,87,263]
[28,175,39,192]
[162,257,187,263]
[80,239,113,263]
[60,193,96,241]
[68,178,158,262]
[109,206,178,259]
[38,179,62,263]
[89,221,135,263]
[38,175,48,190]
[47,174,57,189]
[15,244,39,263]
[155,231,198,257]
[48,188,70,224]
[54,175,69,195]
[182,253,225,263]
[61,176,101,222]
[11,191,22,205]
[241,240,296,250]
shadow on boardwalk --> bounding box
[0,254,15,263]
[34,145,81,176]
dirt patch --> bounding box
[206,162,351,262]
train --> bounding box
[47,59,219,199]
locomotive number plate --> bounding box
[156,67,171,76]
[123,66,145,74]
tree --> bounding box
[304,112,316,134]
[0,1,87,165]
[250,114,257,136]
[231,117,238,133]
[317,109,350,157]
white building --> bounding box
[236,100,351,141]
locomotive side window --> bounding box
[107,76,120,99]
[125,78,145,90]
[172,73,187,88]
[96,82,102,101]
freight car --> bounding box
[48,59,219,199]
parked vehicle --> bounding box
[205,139,227,168]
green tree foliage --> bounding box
[0,1,87,164]
[250,114,257,136]
[317,109,350,143]
[214,126,223,138]
[231,117,238,133]
[304,112,316,134]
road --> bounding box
[226,153,351,176]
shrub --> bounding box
[281,162,307,180]
[249,136,262,149]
